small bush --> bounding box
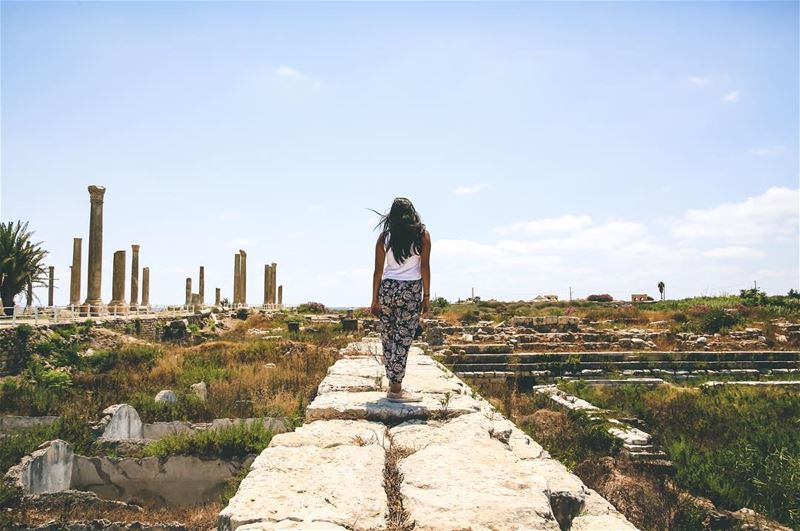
[587,294,614,302]
[141,421,274,459]
[699,308,740,334]
[296,302,327,314]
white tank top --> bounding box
[382,233,422,281]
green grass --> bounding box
[565,383,800,527]
[140,421,275,459]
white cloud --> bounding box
[672,187,799,244]
[494,215,592,236]
[274,65,307,81]
[748,145,785,157]
[688,76,711,86]
[703,246,765,259]
[721,90,740,103]
[455,184,488,195]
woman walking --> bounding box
[371,197,431,402]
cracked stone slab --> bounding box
[326,357,385,379]
[570,489,638,530]
[318,373,383,394]
[218,445,385,531]
[398,436,560,530]
[268,420,386,449]
[305,391,482,423]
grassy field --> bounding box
[432,290,800,333]
[563,382,800,528]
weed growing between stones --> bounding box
[382,430,415,531]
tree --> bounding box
[0,221,49,315]
[657,281,665,301]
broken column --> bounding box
[47,266,54,307]
[185,278,192,306]
[83,185,106,314]
[141,267,150,307]
[198,266,205,306]
[215,287,221,306]
[69,238,81,308]
[278,285,283,306]
[240,250,247,305]
[108,250,127,312]
[130,244,140,310]
[233,253,241,305]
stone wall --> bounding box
[5,439,253,507]
[0,416,60,437]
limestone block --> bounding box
[571,489,638,530]
[268,420,386,449]
[218,445,386,531]
[101,404,143,440]
[305,391,481,423]
[317,373,383,395]
[142,420,192,440]
[5,439,74,494]
[326,357,384,379]
[399,437,559,530]
[155,389,178,403]
[190,381,208,401]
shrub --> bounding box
[296,302,327,314]
[431,297,450,310]
[700,308,740,334]
[141,421,274,459]
[587,294,614,302]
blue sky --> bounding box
[1,1,798,306]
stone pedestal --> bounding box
[82,185,106,314]
[130,245,140,309]
[278,285,283,306]
[108,250,127,312]
[141,267,150,307]
[47,266,55,307]
[69,238,81,308]
[240,250,247,305]
[185,278,192,306]
[198,266,205,306]
[215,288,221,306]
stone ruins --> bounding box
[220,337,637,530]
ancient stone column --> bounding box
[198,266,205,306]
[83,185,106,313]
[191,293,201,307]
[70,238,82,308]
[108,250,127,312]
[263,264,271,306]
[141,267,150,307]
[278,285,283,306]
[240,250,247,305]
[47,266,55,307]
[270,262,277,304]
[185,277,192,306]
[215,287,221,306]
[130,244,140,309]
[233,253,241,304]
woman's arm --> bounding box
[371,234,386,315]
[420,230,431,316]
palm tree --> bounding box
[657,281,665,301]
[0,221,49,315]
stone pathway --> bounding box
[218,338,638,530]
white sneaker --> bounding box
[386,390,423,403]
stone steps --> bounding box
[219,339,638,530]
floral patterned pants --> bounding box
[378,278,423,384]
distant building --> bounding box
[533,294,559,302]
[631,294,654,302]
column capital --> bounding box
[88,185,106,204]
[131,244,140,251]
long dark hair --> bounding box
[372,197,425,264]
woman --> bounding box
[370,197,431,402]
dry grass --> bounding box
[9,501,221,530]
[382,431,415,531]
